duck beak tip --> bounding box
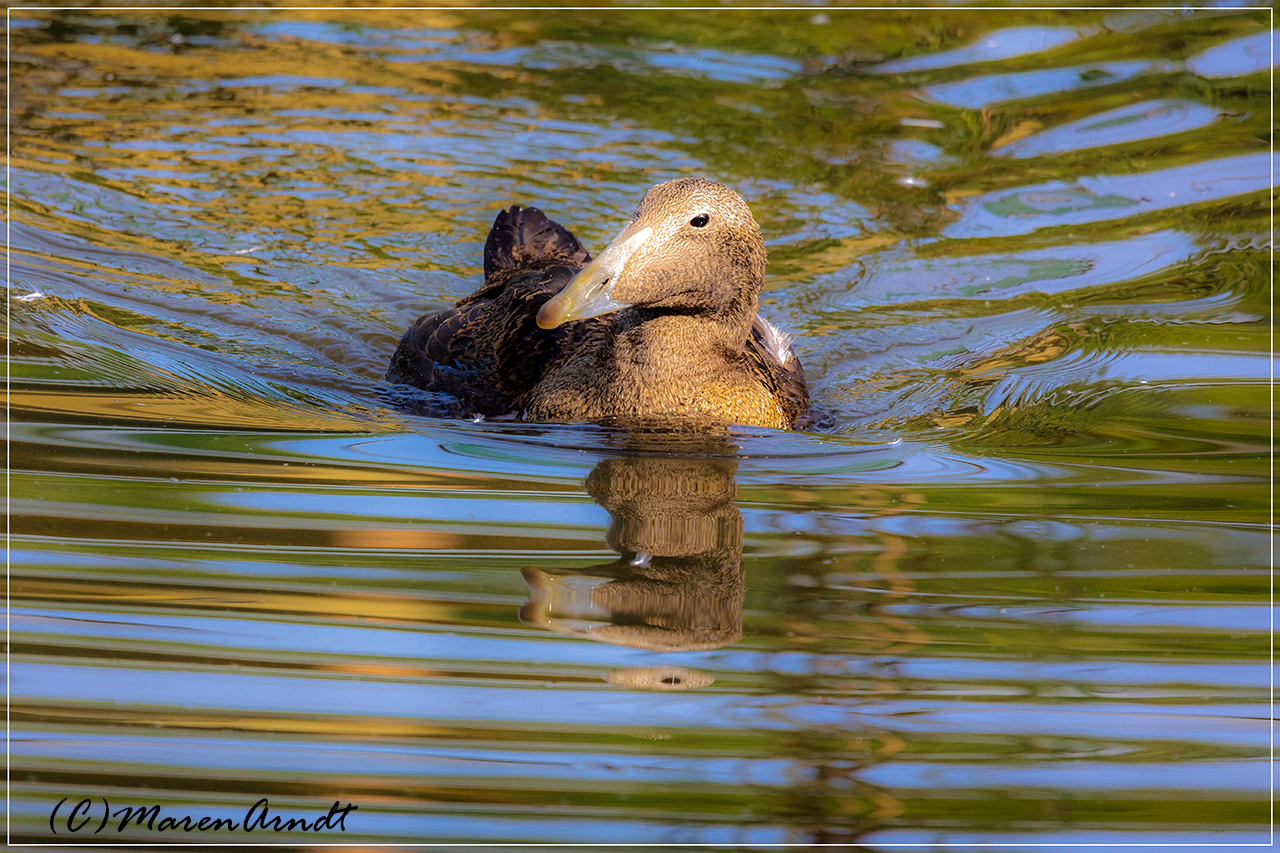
[535,302,562,330]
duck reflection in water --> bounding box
[520,437,743,689]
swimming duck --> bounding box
[386,178,808,429]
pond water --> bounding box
[8,6,1273,848]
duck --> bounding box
[386,177,808,429]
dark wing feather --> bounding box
[745,316,809,428]
[482,204,590,281]
[387,205,588,417]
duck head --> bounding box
[536,178,766,336]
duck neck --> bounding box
[611,308,751,373]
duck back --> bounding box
[386,205,592,416]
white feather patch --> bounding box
[757,317,794,365]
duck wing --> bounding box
[482,203,590,282]
[745,316,809,428]
[386,205,591,416]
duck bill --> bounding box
[536,225,652,329]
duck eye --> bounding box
[689,214,709,228]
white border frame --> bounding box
[4,3,1275,848]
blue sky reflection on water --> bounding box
[873,25,1090,74]
[946,152,1275,239]
[993,99,1223,158]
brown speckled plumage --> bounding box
[386,178,808,429]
